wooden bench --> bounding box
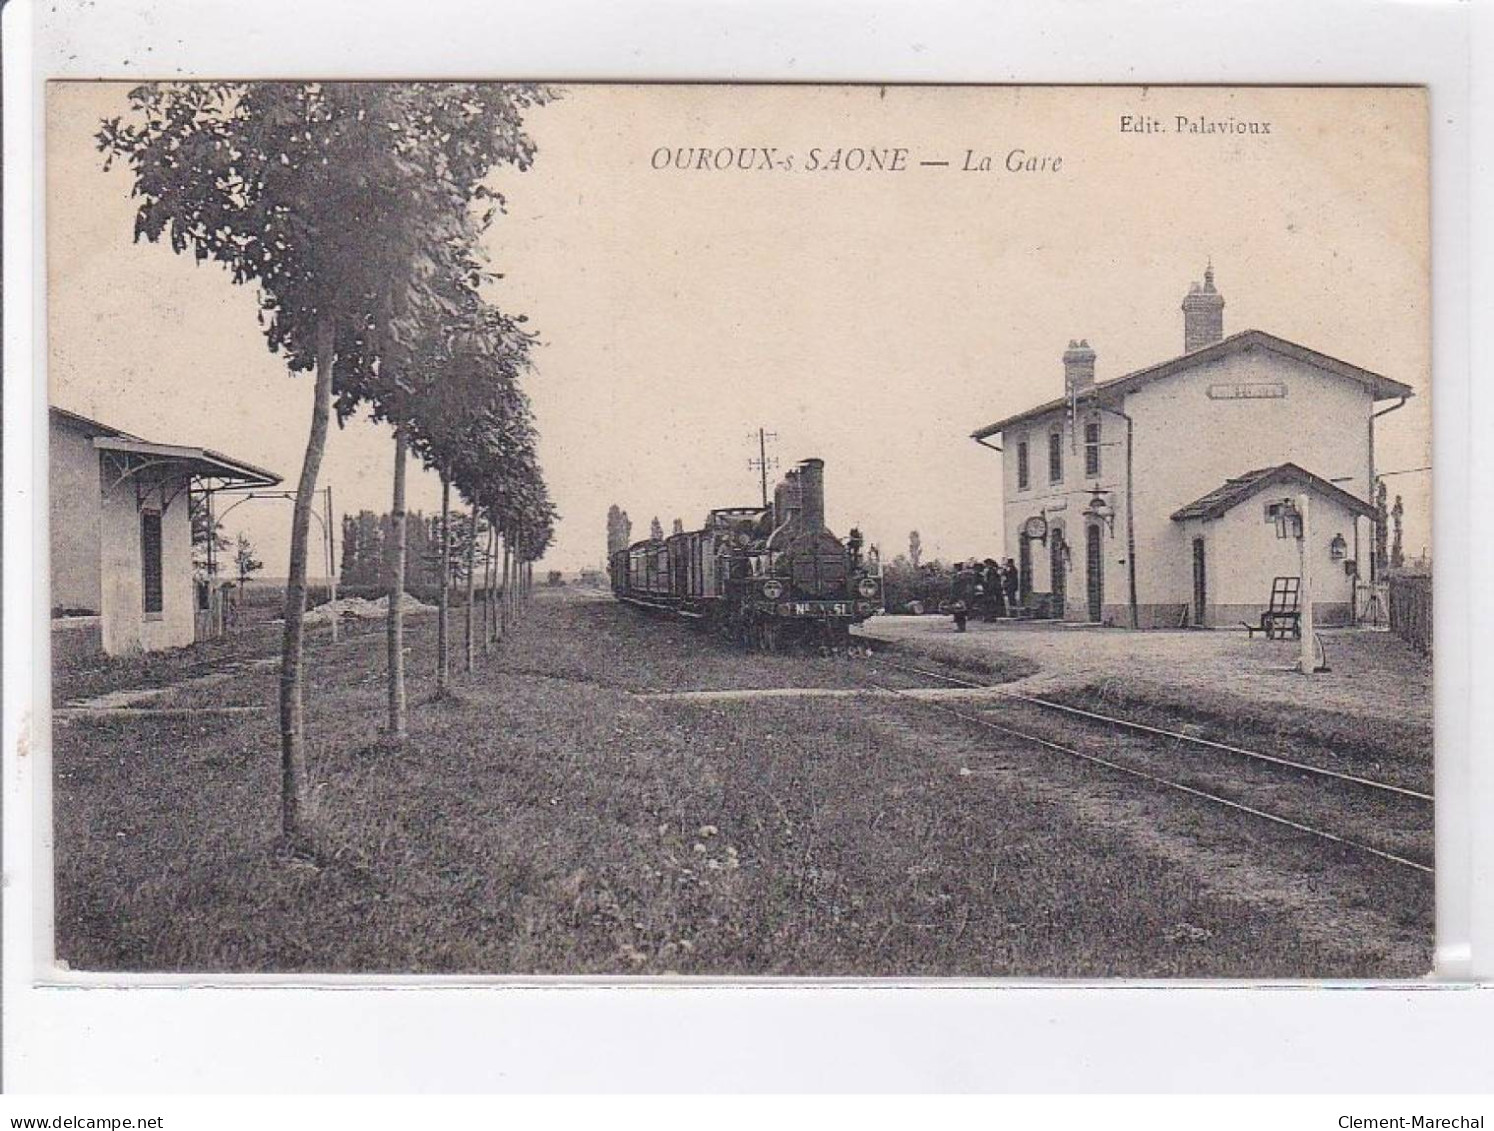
[1244,576,1301,640]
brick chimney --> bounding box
[1181,262,1225,352]
[1063,339,1096,394]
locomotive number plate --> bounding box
[785,601,852,617]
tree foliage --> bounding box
[339,509,452,589]
[99,82,552,384]
[189,493,230,577]
[1390,494,1405,572]
[1374,480,1390,578]
[606,504,632,556]
[233,532,265,586]
[99,80,558,847]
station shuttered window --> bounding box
[141,510,164,615]
[1016,441,1030,490]
[1048,430,1063,483]
[1084,421,1101,477]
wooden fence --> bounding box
[1388,575,1432,655]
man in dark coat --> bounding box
[950,560,978,631]
[982,558,1006,620]
[1002,557,1021,612]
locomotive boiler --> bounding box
[609,458,882,650]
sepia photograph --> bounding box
[44,81,1433,979]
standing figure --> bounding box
[1002,557,1021,615]
[950,560,978,632]
[983,558,1006,620]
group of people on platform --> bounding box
[949,556,1023,627]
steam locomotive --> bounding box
[609,458,882,650]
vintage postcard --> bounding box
[45,82,1431,978]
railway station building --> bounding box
[50,407,281,660]
[969,268,1412,628]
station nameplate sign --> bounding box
[1207,381,1288,400]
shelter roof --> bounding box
[1169,462,1375,523]
[52,406,281,489]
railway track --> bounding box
[858,655,1434,877]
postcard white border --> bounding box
[5,0,1491,1093]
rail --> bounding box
[859,657,1432,876]
[872,659,1431,802]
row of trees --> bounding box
[1373,480,1411,575]
[605,506,689,556]
[103,81,559,849]
[339,508,484,590]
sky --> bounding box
[47,84,1431,576]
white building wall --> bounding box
[49,422,103,614]
[999,344,1377,625]
[1122,348,1372,624]
[1181,490,1361,626]
[98,473,195,654]
[1003,408,1128,621]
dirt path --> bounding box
[59,656,279,712]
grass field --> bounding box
[52,589,1431,976]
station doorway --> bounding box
[1192,536,1207,626]
[1049,528,1067,618]
[1086,523,1103,622]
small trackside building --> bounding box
[50,407,281,659]
[969,267,1413,628]
[1170,464,1376,628]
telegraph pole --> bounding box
[748,428,779,508]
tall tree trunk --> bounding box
[386,419,409,739]
[436,467,452,697]
[464,505,479,672]
[483,516,496,651]
[279,315,335,848]
[512,536,521,617]
[500,530,512,636]
[514,535,523,617]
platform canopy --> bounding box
[53,406,282,495]
[93,435,282,493]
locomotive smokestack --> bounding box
[773,468,801,528]
[798,458,826,532]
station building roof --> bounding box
[51,406,282,490]
[970,329,1414,441]
[1170,462,1377,523]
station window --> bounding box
[1048,429,1063,483]
[141,509,164,615]
[1084,421,1101,477]
[1016,441,1030,490]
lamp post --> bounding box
[1297,493,1315,674]
[1275,495,1319,674]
